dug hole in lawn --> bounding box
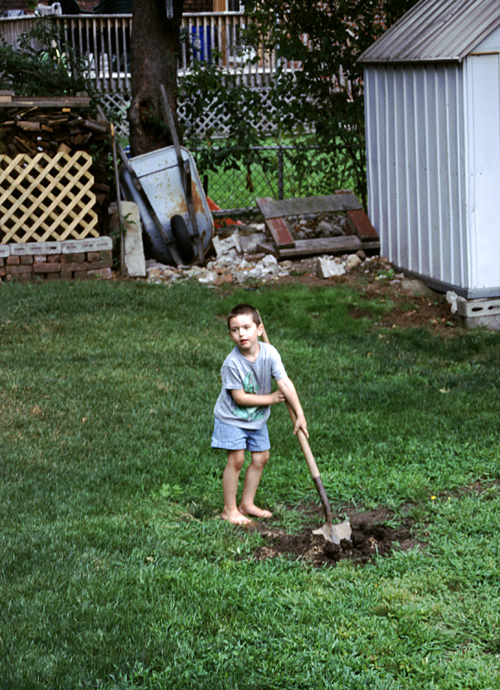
[250,506,422,568]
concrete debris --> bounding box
[142,220,433,301]
[316,256,346,279]
[212,231,242,260]
[145,237,384,286]
[446,291,466,314]
[145,252,293,285]
[345,254,362,270]
[239,231,267,253]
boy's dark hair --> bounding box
[227,303,261,328]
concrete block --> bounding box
[457,297,500,331]
[456,297,500,318]
[10,242,61,256]
[61,237,112,254]
[117,202,145,278]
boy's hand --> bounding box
[293,414,309,438]
[271,390,286,404]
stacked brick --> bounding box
[0,237,113,282]
[1,0,31,11]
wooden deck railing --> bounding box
[0,12,299,93]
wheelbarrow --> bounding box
[119,86,213,266]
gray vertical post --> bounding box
[278,146,284,200]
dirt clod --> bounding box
[253,509,420,567]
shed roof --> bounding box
[359,0,500,64]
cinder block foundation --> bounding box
[457,297,500,331]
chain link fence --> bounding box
[188,142,362,213]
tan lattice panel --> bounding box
[0,152,99,244]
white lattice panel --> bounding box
[98,93,131,139]
[0,152,99,244]
[180,86,281,137]
[97,86,282,139]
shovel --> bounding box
[259,318,351,545]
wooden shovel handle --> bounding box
[260,322,324,471]
[259,321,333,523]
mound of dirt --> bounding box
[253,508,420,568]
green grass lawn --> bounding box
[1,279,499,689]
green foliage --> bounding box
[180,60,269,191]
[180,0,419,204]
[1,280,500,689]
[0,18,93,97]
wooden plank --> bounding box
[259,236,380,259]
[346,209,379,241]
[17,120,41,130]
[265,217,295,248]
[256,193,362,219]
[80,119,109,134]
[0,96,91,109]
[255,197,295,246]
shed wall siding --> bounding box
[365,63,468,290]
[464,53,500,291]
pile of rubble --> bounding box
[144,221,387,286]
[287,212,350,240]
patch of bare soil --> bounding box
[252,508,421,568]
[272,255,461,336]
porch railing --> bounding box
[0,12,300,94]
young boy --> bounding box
[212,303,308,525]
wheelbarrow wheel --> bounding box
[170,214,194,264]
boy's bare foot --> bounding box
[220,509,253,525]
[239,504,273,519]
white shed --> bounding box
[359,0,500,300]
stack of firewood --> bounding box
[0,94,113,227]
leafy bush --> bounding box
[0,18,92,97]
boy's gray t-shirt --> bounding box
[214,342,287,430]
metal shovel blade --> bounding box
[313,519,352,545]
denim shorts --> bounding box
[211,416,270,452]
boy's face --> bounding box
[228,313,263,355]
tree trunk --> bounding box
[129,0,184,156]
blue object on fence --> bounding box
[190,25,212,62]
